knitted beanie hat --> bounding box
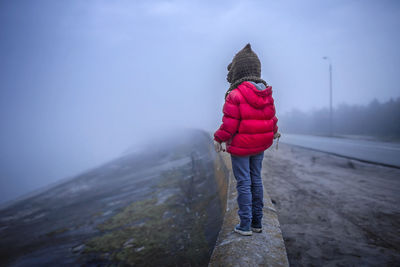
[225,43,267,99]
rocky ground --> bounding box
[0,129,225,266]
[262,143,400,267]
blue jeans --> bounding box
[231,151,264,229]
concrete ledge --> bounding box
[209,151,289,267]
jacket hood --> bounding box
[237,81,273,109]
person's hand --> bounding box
[214,140,223,152]
[274,132,281,139]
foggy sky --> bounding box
[0,0,399,204]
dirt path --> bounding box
[262,143,400,267]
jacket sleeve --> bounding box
[272,115,278,134]
[214,92,240,143]
[271,95,278,134]
[272,99,278,134]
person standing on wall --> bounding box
[214,43,280,236]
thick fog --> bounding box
[0,0,399,204]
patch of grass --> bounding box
[97,198,164,231]
[83,195,186,265]
[82,149,216,266]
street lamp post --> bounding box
[323,56,333,137]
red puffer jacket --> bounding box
[214,81,278,156]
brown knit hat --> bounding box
[225,43,267,99]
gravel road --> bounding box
[262,143,400,266]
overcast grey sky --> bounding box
[0,0,399,204]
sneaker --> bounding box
[251,226,262,233]
[251,221,262,233]
[234,224,252,236]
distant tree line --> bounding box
[278,97,400,140]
